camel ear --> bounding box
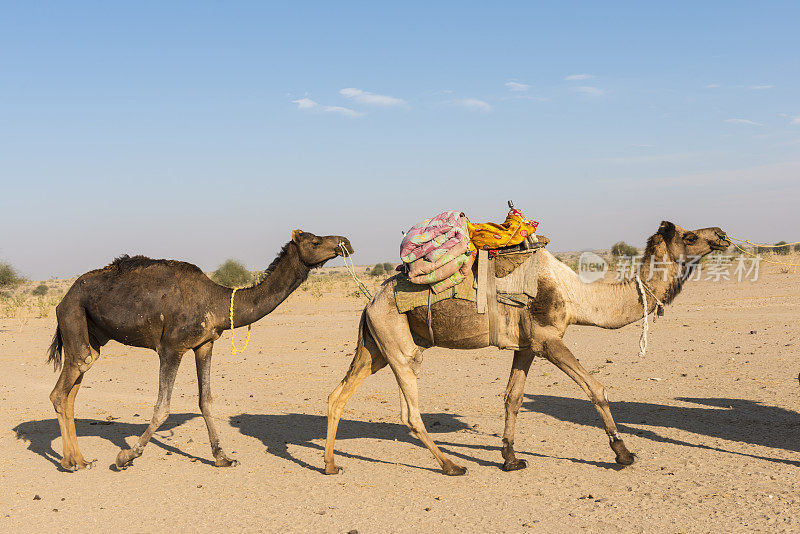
[291,229,304,242]
[658,221,676,241]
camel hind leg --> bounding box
[49,303,98,471]
[324,311,387,474]
[365,291,466,476]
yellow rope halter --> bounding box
[723,234,800,268]
[229,287,252,355]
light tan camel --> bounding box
[324,221,730,475]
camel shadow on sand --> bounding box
[522,394,800,467]
[229,411,626,473]
[229,412,507,474]
[12,413,210,471]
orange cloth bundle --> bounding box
[467,208,538,250]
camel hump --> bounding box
[106,254,202,274]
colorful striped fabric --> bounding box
[400,210,469,264]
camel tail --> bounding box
[46,326,63,372]
[354,308,369,359]
[351,308,386,375]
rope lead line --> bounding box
[635,272,650,358]
[723,234,800,268]
[229,287,252,355]
[340,243,373,301]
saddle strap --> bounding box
[476,249,489,314]
[486,255,500,347]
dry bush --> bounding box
[0,263,25,288]
[211,260,253,288]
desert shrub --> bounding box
[611,241,638,257]
[31,284,49,296]
[382,262,395,272]
[0,263,25,287]
[211,260,253,288]
[774,241,791,256]
[370,263,386,276]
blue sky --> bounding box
[2,2,799,279]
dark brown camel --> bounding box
[47,229,352,471]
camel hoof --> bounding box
[214,456,239,468]
[610,439,636,466]
[115,449,137,469]
[324,464,343,475]
[442,462,468,476]
[502,459,528,472]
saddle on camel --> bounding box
[395,201,549,349]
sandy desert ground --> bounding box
[1,260,799,533]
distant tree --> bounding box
[611,242,638,257]
[0,263,24,287]
[370,263,386,276]
[211,260,253,288]
[774,241,791,256]
[795,244,800,253]
[31,284,49,296]
[382,262,395,272]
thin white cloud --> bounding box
[704,84,720,89]
[747,85,774,90]
[452,98,492,112]
[791,116,800,125]
[291,98,318,109]
[505,81,530,92]
[323,105,362,117]
[573,86,604,97]
[291,97,361,117]
[631,144,654,148]
[725,118,763,126]
[565,74,594,81]
[340,88,405,107]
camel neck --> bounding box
[571,245,679,329]
[222,242,311,329]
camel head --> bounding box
[291,229,354,268]
[650,221,730,262]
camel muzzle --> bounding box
[336,238,355,256]
[713,231,731,251]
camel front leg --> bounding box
[116,349,182,468]
[542,338,635,466]
[501,349,535,471]
[194,341,238,467]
